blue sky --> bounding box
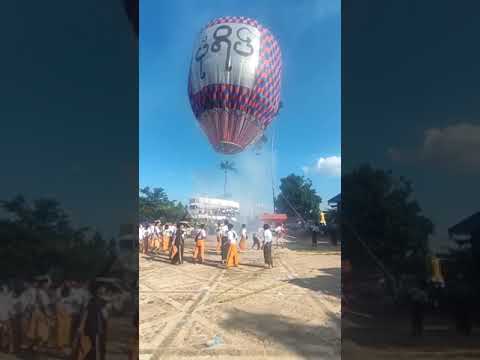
[140,0,340,213]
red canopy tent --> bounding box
[260,213,288,225]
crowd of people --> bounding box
[0,277,137,359]
[139,220,287,269]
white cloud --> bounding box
[421,123,480,168]
[303,156,341,177]
[389,122,480,173]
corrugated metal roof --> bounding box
[328,193,341,204]
[448,211,480,237]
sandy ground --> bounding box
[139,235,340,360]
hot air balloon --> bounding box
[188,17,282,154]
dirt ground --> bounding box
[139,234,340,360]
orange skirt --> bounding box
[193,240,205,261]
[226,244,240,268]
[163,235,170,252]
[239,236,247,251]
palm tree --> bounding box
[220,160,237,198]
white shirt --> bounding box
[163,228,171,237]
[241,228,247,237]
[197,229,207,239]
[221,225,229,236]
[227,230,238,244]
[263,229,273,244]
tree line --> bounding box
[0,196,115,281]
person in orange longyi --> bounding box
[226,223,239,268]
[215,222,222,254]
[239,224,247,251]
[162,224,171,253]
[193,224,206,264]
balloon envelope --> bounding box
[188,17,282,154]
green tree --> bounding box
[139,187,187,223]
[274,174,322,221]
[342,165,433,280]
[219,161,237,198]
[0,195,110,280]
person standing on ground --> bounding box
[409,280,428,337]
[215,223,222,254]
[311,223,319,248]
[220,220,229,265]
[193,224,206,264]
[171,223,185,265]
[226,224,240,268]
[262,224,274,268]
[239,224,247,251]
[252,229,261,250]
[162,224,171,253]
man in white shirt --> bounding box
[226,223,239,268]
[215,223,222,254]
[262,224,274,268]
[162,224,171,252]
[239,224,248,251]
[193,224,207,264]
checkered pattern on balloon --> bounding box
[188,16,282,154]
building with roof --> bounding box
[328,193,341,210]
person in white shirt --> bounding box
[29,279,53,348]
[56,282,74,353]
[171,223,185,265]
[162,224,171,253]
[262,223,274,268]
[239,224,248,251]
[215,222,222,254]
[193,224,207,264]
[225,223,240,268]
[274,224,284,248]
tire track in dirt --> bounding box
[150,268,226,360]
[276,254,341,338]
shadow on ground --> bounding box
[343,304,480,352]
[285,267,341,298]
[284,234,340,254]
[219,309,340,358]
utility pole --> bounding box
[271,127,276,213]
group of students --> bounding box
[139,221,174,254]
[139,220,278,269]
[0,277,136,359]
[212,220,275,269]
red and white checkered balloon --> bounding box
[188,17,282,154]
